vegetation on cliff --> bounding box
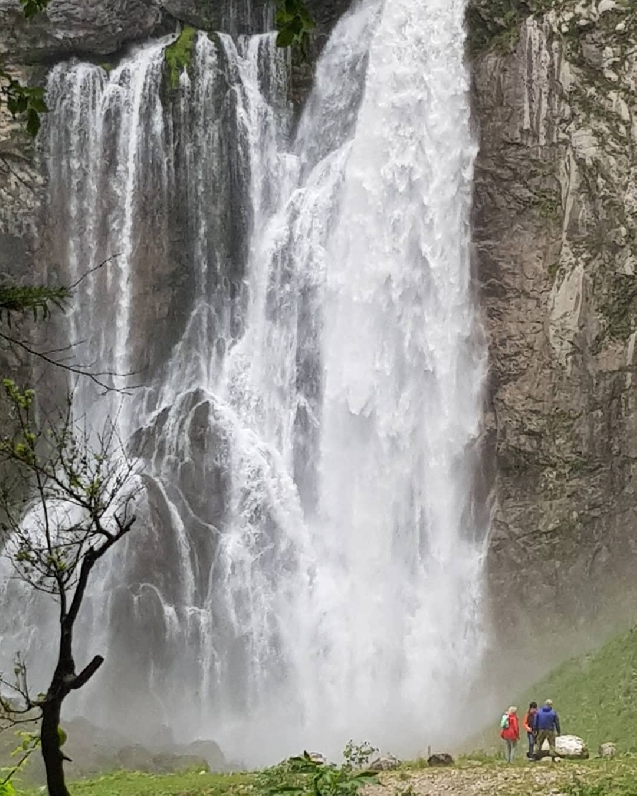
[0,0,49,135]
[467,0,634,56]
[164,26,197,89]
[467,0,536,54]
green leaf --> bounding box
[275,9,294,24]
[299,5,315,27]
[29,96,48,114]
[19,0,49,18]
[275,0,314,48]
[288,15,304,35]
[7,94,28,115]
[275,28,295,47]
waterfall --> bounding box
[0,0,489,765]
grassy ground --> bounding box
[19,770,256,796]
[468,624,637,756]
[13,758,637,796]
[12,626,637,795]
[515,625,637,753]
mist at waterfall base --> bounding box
[0,0,491,766]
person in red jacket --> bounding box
[500,706,520,763]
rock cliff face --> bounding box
[1,0,637,657]
[472,0,637,644]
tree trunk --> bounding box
[41,696,69,796]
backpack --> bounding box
[500,713,509,730]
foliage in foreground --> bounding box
[7,756,637,796]
[258,747,376,796]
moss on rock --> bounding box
[164,26,196,89]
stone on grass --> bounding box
[428,753,454,767]
[537,735,587,759]
[597,0,617,13]
[555,735,588,759]
[368,754,400,771]
[598,742,616,759]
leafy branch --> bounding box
[259,747,377,796]
[0,286,69,326]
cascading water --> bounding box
[0,0,490,765]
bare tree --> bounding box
[0,379,139,796]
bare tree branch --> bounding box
[68,655,104,691]
[0,381,141,796]
[66,253,121,292]
[0,329,140,394]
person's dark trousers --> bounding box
[527,731,535,759]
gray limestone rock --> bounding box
[473,4,637,654]
[0,0,163,61]
[428,753,454,767]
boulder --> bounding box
[368,754,400,771]
[178,739,226,771]
[427,753,454,767]
[538,735,588,759]
[598,742,616,759]
[149,751,209,773]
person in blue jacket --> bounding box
[533,698,561,759]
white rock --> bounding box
[549,262,585,368]
[544,735,589,759]
[368,754,400,771]
[598,0,617,13]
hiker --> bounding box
[533,698,561,759]
[500,705,520,763]
[523,701,538,759]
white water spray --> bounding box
[0,0,489,765]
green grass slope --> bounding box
[517,625,637,753]
[21,770,255,796]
